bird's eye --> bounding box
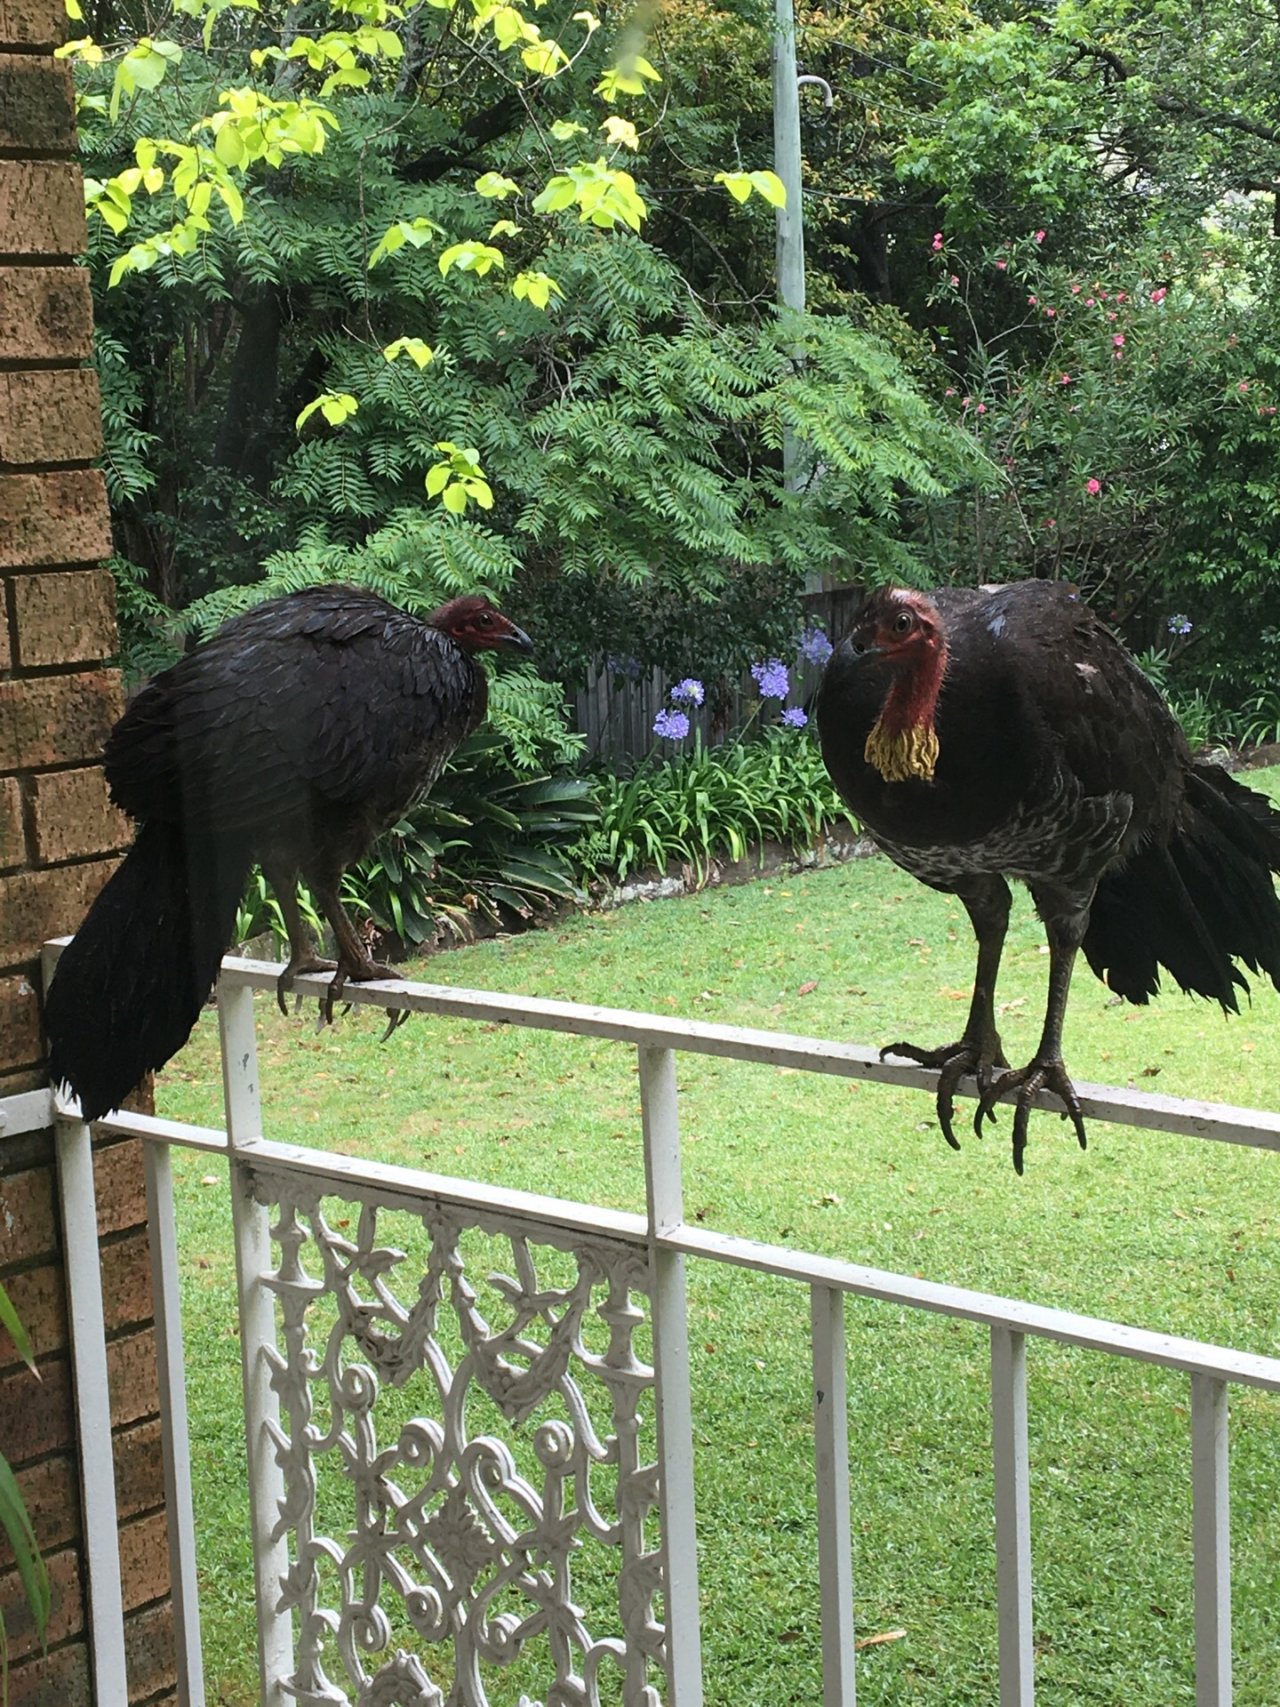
[893,610,915,635]
[476,611,493,627]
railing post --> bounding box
[1191,1373,1232,1706]
[219,979,293,1706]
[53,1107,130,1703]
[990,1325,1034,1706]
[639,1044,704,1706]
[144,1138,206,1705]
[811,1284,855,1705]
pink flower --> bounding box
[1070,283,1082,294]
[1260,405,1277,417]
[1112,333,1125,347]
[1060,373,1072,385]
[1085,478,1102,495]
[1028,294,1038,305]
[1238,380,1250,393]
[976,403,987,414]
[1115,292,1128,303]
[995,258,1008,270]
[1044,518,1056,528]
[944,387,956,397]
[1033,229,1046,243]
[1150,287,1167,304]
[1085,297,1095,307]
[950,274,960,286]
[961,396,971,408]
[1045,307,1056,317]
[931,232,943,251]
[1107,311,1117,321]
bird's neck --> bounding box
[864,642,948,784]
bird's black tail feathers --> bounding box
[1084,764,1280,1011]
[45,819,252,1121]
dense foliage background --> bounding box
[69,0,1280,924]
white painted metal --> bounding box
[640,1045,704,1705]
[811,1285,855,1707]
[54,1111,130,1703]
[1191,1374,1232,1706]
[215,956,1280,1151]
[143,1141,206,1706]
[772,0,805,322]
[217,982,293,1707]
[991,1327,1034,1706]
[0,1086,53,1138]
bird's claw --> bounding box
[379,1008,410,1043]
[880,1037,1009,1153]
[321,956,399,1027]
[974,1058,1088,1174]
[276,955,338,1017]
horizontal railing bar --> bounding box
[211,956,1280,1152]
[43,939,1280,1152]
[95,1109,1280,1394]
[662,1224,1280,1394]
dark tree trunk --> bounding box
[213,283,283,491]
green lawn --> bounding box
[159,767,1280,1706]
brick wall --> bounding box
[0,1,177,1700]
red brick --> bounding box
[0,470,112,568]
[93,1139,148,1238]
[0,1351,71,1465]
[0,0,68,49]
[125,1600,179,1703]
[14,568,116,666]
[0,668,122,770]
[0,266,92,362]
[119,1508,170,1610]
[0,856,117,969]
[0,54,73,152]
[0,772,22,869]
[0,161,84,257]
[0,1449,75,1565]
[0,1062,44,1094]
[0,970,44,1069]
[115,1416,165,1520]
[0,577,9,667]
[0,1157,53,1266]
[31,765,129,863]
[101,1229,155,1334]
[0,1543,83,1661]
[107,1326,160,1428]
[0,370,103,468]
[7,1638,90,1707]
[0,1258,64,1369]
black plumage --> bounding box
[817,580,1280,1170]
[45,584,533,1121]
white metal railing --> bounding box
[33,944,1280,1707]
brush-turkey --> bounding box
[816,580,1280,1171]
[45,584,533,1122]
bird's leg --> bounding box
[310,879,400,1026]
[880,877,1012,1151]
[975,888,1092,1174]
[262,862,337,1016]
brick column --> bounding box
[0,1,178,1700]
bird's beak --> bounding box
[849,637,885,663]
[496,623,535,656]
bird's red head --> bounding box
[850,588,949,783]
[428,595,534,656]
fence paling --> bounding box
[41,939,1280,1705]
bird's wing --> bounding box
[107,593,480,833]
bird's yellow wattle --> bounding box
[864,717,940,783]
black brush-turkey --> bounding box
[816,580,1280,1171]
[45,584,533,1121]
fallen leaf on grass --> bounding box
[855,1628,907,1651]
[798,980,818,996]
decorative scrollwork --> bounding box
[250,1167,666,1707]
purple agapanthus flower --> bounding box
[670,677,705,707]
[781,706,808,728]
[653,708,691,740]
[1167,613,1193,637]
[751,658,790,700]
[797,626,833,667]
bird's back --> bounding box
[107,585,486,862]
[818,581,1188,885]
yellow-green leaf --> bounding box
[383,336,435,368]
[474,171,520,199]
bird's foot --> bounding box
[879,1037,1009,1153]
[276,954,338,1017]
[974,1058,1088,1175]
[324,953,401,1027]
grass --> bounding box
[159,767,1280,1706]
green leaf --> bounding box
[0,1286,36,1375]
[383,336,435,368]
[474,171,520,199]
[441,482,468,514]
